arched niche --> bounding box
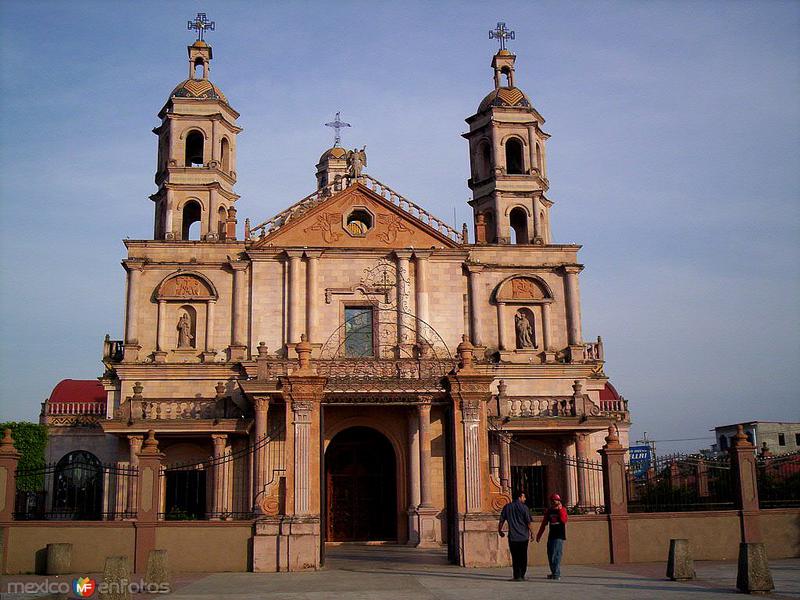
[493,275,554,354]
[154,272,219,359]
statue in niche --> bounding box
[346,146,367,178]
[515,311,535,349]
[177,313,194,348]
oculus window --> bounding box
[344,307,374,357]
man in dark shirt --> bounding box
[536,493,568,580]
[498,490,533,581]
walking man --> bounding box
[498,490,533,581]
[536,493,568,580]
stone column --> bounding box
[156,300,166,351]
[729,424,762,543]
[252,397,269,512]
[563,266,583,347]
[164,193,174,239]
[413,251,431,327]
[418,399,433,508]
[205,300,216,350]
[207,188,218,239]
[562,437,578,509]
[532,192,543,243]
[286,251,303,345]
[304,251,322,344]
[135,431,164,572]
[416,397,439,547]
[462,398,483,513]
[229,260,248,361]
[466,265,483,346]
[496,302,509,351]
[0,429,21,522]
[527,125,537,173]
[599,426,630,564]
[126,435,143,517]
[407,409,421,546]
[210,434,227,520]
[575,432,589,509]
[123,260,144,361]
[542,302,553,353]
[395,250,414,351]
[202,299,217,363]
[499,431,512,492]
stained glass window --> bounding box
[344,307,373,357]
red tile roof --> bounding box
[599,382,621,401]
[48,379,105,404]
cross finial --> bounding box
[188,13,215,41]
[324,112,351,147]
[489,21,515,51]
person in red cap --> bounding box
[536,493,568,580]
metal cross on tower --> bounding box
[324,112,351,147]
[188,13,215,41]
[489,22,515,51]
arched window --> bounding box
[509,207,528,245]
[220,137,230,172]
[53,451,103,520]
[484,210,495,243]
[218,206,227,239]
[505,138,524,175]
[501,66,512,87]
[476,141,491,181]
[182,200,202,240]
[193,58,205,79]
[185,131,204,167]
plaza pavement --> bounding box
[3,545,797,599]
[163,545,799,599]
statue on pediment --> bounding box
[347,146,367,178]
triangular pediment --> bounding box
[251,182,461,249]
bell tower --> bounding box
[151,13,242,241]
[464,23,551,246]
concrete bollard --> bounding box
[736,542,774,594]
[145,549,170,586]
[45,543,73,575]
[666,538,695,581]
[100,556,131,600]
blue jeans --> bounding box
[547,537,564,577]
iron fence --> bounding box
[503,434,605,514]
[15,456,137,521]
[159,425,285,521]
[626,453,734,513]
[757,451,800,508]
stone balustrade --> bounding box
[103,335,124,363]
[504,396,575,418]
[247,174,465,244]
[44,401,106,416]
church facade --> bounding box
[39,25,630,570]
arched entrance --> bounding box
[325,427,397,541]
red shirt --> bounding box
[537,506,568,541]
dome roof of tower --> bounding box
[49,379,105,404]
[318,146,348,163]
[478,86,532,113]
[170,78,228,103]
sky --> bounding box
[0,0,798,454]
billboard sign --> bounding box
[629,445,652,478]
